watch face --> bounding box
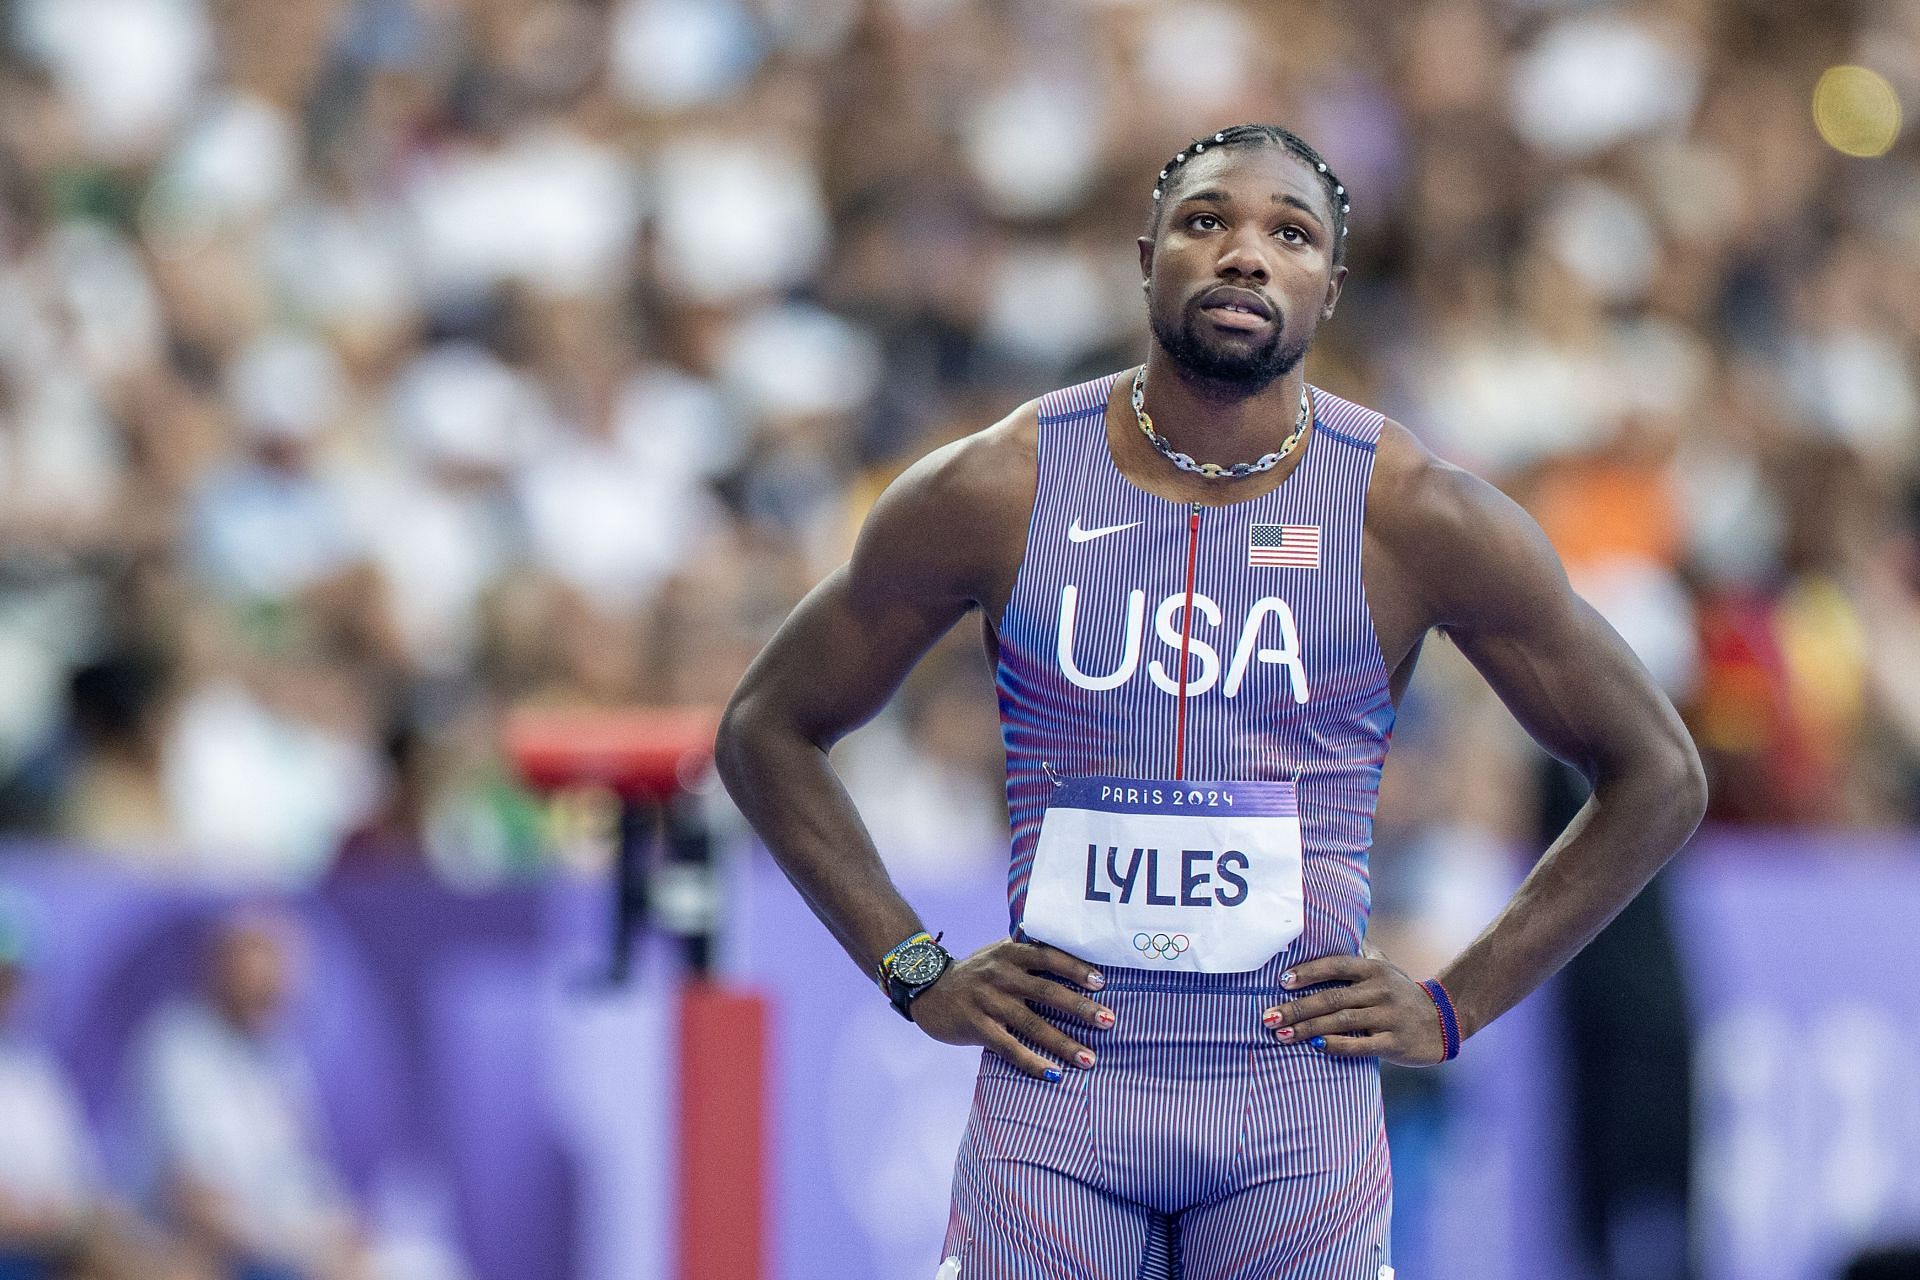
[891,941,947,986]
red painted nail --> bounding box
[1276,1026,1294,1041]
[1076,1051,1095,1068]
[1096,1010,1115,1028]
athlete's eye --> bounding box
[1188,213,1222,231]
[1277,226,1308,244]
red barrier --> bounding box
[676,982,771,1280]
[502,707,718,801]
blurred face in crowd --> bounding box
[209,917,295,1036]
[1139,145,1346,391]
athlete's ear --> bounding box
[1137,235,1155,285]
[1320,264,1348,322]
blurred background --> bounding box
[0,0,1916,1277]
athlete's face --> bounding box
[1139,146,1346,391]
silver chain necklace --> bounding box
[1131,365,1311,480]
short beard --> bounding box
[1149,296,1312,394]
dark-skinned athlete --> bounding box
[715,123,1707,1280]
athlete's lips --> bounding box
[1195,286,1276,330]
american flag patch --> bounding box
[1249,523,1320,568]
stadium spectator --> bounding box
[0,897,207,1280]
[129,910,370,1280]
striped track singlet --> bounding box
[940,370,1398,1280]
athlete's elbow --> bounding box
[1648,727,1709,841]
[714,691,775,797]
[715,685,822,797]
[1677,736,1710,831]
[1596,724,1707,850]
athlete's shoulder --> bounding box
[1370,418,1514,538]
[1368,418,1569,630]
[863,365,1132,557]
[882,393,1040,522]
[850,394,1043,613]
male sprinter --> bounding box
[715,123,1706,1279]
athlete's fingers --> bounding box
[1278,954,1376,990]
[1009,941,1105,991]
[1310,1032,1392,1059]
[1012,972,1114,1029]
[1275,1003,1384,1043]
[982,1025,1067,1082]
[994,994,1096,1071]
[1262,980,1383,1031]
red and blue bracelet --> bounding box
[1418,978,1462,1062]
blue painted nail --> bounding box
[1310,1036,1326,1050]
[1044,1067,1063,1083]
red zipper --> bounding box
[1173,501,1201,781]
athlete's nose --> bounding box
[1215,230,1271,284]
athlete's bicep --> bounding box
[1418,464,1690,780]
[737,561,969,749]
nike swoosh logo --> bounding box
[1067,518,1144,543]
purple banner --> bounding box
[0,851,674,1280]
[1677,833,1920,1280]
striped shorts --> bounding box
[939,980,1392,1279]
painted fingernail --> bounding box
[1095,1009,1115,1028]
[1086,971,1106,990]
[1262,1009,1282,1027]
[1310,1036,1326,1050]
[1280,971,1297,987]
[1076,1051,1095,1068]
[1044,1067,1063,1083]
[1276,1026,1294,1041]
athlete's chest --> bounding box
[1002,494,1378,709]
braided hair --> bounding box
[1147,124,1352,268]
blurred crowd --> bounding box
[0,0,1915,890]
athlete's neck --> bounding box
[1137,351,1309,469]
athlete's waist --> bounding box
[1021,966,1364,1054]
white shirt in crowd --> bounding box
[0,1033,96,1219]
[133,1002,354,1264]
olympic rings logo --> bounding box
[1132,932,1190,960]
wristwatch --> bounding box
[876,931,953,1021]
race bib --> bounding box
[1020,777,1305,973]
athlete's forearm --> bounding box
[714,706,926,974]
[1434,739,1706,1042]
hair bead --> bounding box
[1147,125,1352,263]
